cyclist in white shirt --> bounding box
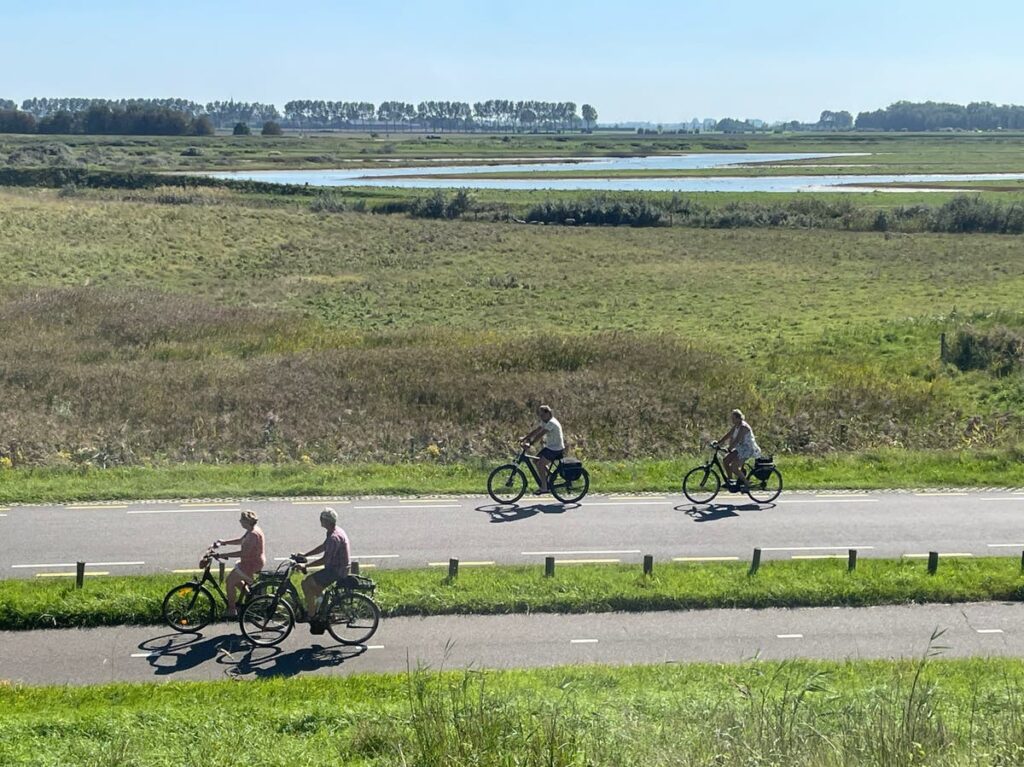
[519,405,565,494]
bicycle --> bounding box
[487,446,590,504]
[681,442,783,505]
[239,554,381,647]
[161,545,282,633]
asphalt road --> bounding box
[2,490,1024,579]
[1,602,1021,686]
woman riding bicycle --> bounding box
[718,409,761,487]
[213,509,265,618]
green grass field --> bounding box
[3,657,1024,765]
[0,133,1022,497]
[2,556,1022,631]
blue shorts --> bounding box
[539,447,564,461]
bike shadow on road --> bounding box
[476,502,579,522]
[678,501,776,521]
[139,630,249,676]
[221,642,367,679]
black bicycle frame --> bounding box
[515,449,562,488]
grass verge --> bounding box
[1,448,1024,504]
[2,557,1022,631]
[3,657,1024,765]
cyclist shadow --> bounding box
[138,630,249,676]
[222,643,367,679]
[678,502,775,522]
[477,502,578,522]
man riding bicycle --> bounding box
[296,507,350,630]
[519,405,565,495]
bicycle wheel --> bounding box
[746,469,783,504]
[240,594,294,646]
[326,591,381,645]
[550,467,590,504]
[682,466,721,504]
[162,583,216,632]
[487,464,527,504]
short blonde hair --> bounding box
[240,509,258,525]
[732,409,744,421]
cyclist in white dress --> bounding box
[718,409,760,487]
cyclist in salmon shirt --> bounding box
[214,509,265,618]
[296,507,351,630]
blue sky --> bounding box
[3,0,1022,122]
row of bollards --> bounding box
[62,548,1021,589]
[440,548,997,579]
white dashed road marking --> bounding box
[583,501,673,507]
[127,508,241,515]
[353,504,461,510]
[777,498,878,504]
[521,549,641,556]
[760,546,875,552]
[777,634,803,639]
[977,629,1005,634]
[570,639,599,644]
[981,497,1024,502]
[904,552,973,558]
[13,561,144,569]
[988,543,1024,548]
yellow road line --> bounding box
[291,500,350,505]
[791,554,846,560]
[180,502,239,507]
[554,558,620,564]
[428,561,495,567]
[673,556,740,562]
[67,504,128,509]
[36,571,109,578]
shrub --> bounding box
[232,122,251,136]
[261,120,282,136]
[948,325,1024,375]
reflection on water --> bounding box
[201,153,1024,193]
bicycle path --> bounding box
[2,602,1022,686]
[3,490,1024,579]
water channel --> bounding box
[203,153,1024,193]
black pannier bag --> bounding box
[752,455,775,481]
[559,459,584,482]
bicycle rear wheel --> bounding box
[746,468,783,504]
[550,467,590,504]
[682,466,721,504]
[326,591,381,645]
[240,594,294,646]
[162,583,215,633]
[487,464,527,504]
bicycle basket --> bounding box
[752,456,775,480]
[339,574,376,592]
[559,459,584,482]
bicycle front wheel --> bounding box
[747,469,783,504]
[162,583,215,633]
[327,591,381,645]
[240,594,294,646]
[550,467,590,504]
[682,466,721,504]
[487,464,527,504]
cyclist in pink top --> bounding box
[214,509,265,618]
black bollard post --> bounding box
[351,561,360,575]
[848,549,857,572]
[545,556,555,578]
[448,558,459,579]
[927,551,939,575]
[749,548,761,576]
[76,561,85,589]
[643,555,653,577]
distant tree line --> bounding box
[854,101,1024,131]
[283,100,591,132]
[0,96,598,135]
